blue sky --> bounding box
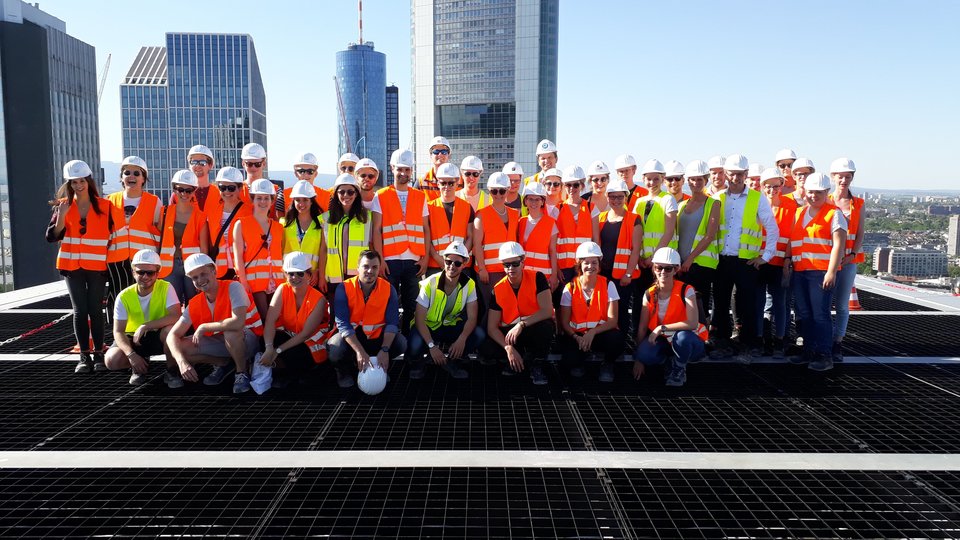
[40,0,960,190]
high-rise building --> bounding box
[411,0,558,181]
[948,216,960,257]
[122,33,267,203]
[0,1,100,290]
[336,42,387,186]
[875,247,949,278]
[385,85,400,184]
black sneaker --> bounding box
[809,353,834,372]
[92,352,107,372]
[832,342,844,363]
[598,363,614,383]
[789,349,814,365]
[75,353,93,374]
[530,366,548,385]
[335,369,355,388]
[408,363,427,380]
[771,338,786,360]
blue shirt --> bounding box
[334,280,400,338]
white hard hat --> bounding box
[355,158,378,172]
[685,160,709,178]
[707,155,725,170]
[562,165,586,183]
[294,152,318,167]
[334,173,359,189]
[760,167,785,184]
[184,253,216,274]
[502,161,524,176]
[241,143,266,160]
[215,166,245,183]
[63,160,92,180]
[641,159,665,175]
[723,154,749,172]
[357,358,388,395]
[430,136,451,149]
[436,163,460,179]
[171,169,198,187]
[587,160,610,176]
[829,157,856,174]
[536,139,557,155]
[775,148,797,163]
[131,249,161,267]
[651,247,682,266]
[122,156,149,174]
[338,152,360,165]
[487,172,510,189]
[792,157,815,171]
[522,182,547,199]
[290,180,316,199]
[249,178,275,196]
[188,144,214,160]
[498,241,526,261]
[747,163,764,178]
[390,149,415,168]
[664,160,685,178]
[803,173,832,192]
[606,179,630,194]
[441,240,470,259]
[575,241,603,260]
[282,251,312,273]
[614,154,637,170]
[542,167,562,179]
[460,155,483,172]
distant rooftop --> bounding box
[122,46,167,86]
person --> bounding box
[355,158,383,212]
[746,163,764,192]
[598,179,643,341]
[558,242,625,382]
[710,154,779,360]
[319,174,376,302]
[166,253,263,393]
[280,180,324,289]
[828,158,864,363]
[479,242,555,384]
[789,173,847,371]
[774,148,798,196]
[542,168,564,213]
[427,163,475,275]
[757,168,797,359]
[472,172,520,313]
[240,142,284,218]
[518,182,560,289]
[104,249,181,385]
[523,139,558,186]
[663,160,690,203]
[338,152,360,175]
[257,251,330,388]
[284,152,331,212]
[206,166,251,280]
[47,160,127,373]
[633,247,708,387]
[585,161,611,214]
[233,178,285,322]
[706,155,726,196]
[502,161,524,210]
[378,148,432,330]
[633,158,679,288]
[407,241,485,380]
[186,144,218,211]
[676,160,720,327]
[456,156,491,210]
[785,157,815,207]
[556,165,600,295]
[614,154,649,209]
[416,136,451,201]
[327,250,407,388]
[158,170,210,304]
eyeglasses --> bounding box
[607,194,625,201]
[438,181,457,187]
[134,270,157,276]
[244,161,264,168]
[337,189,358,197]
[653,265,676,273]
[175,187,196,195]
[564,181,585,188]
[339,165,355,172]
[295,168,316,175]
[358,173,376,179]
[544,182,562,188]
[443,259,463,268]
[431,149,450,156]
[79,218,87,235]
[489,188,507,195]
[502,260,523,269]
[590,176,609,183]
[286,271,305,278]
[122,170,142,177]
[189,159,209,166]
[464,171,480,177]
[762,184,783,190]
[777,162,794,169]
[217,183,239,192]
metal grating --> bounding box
[12,296,73,310]
[855,289,936,312]
[843,314,960,357]
[0,313,95,355]
[748,363,960,399]
[0,397,119,450]
[809,397,960,453]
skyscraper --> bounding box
[121,33,267,203]
[949,215,960,257]
[336,42,386,185]
[385,85,400,184]
[411,0,558,180]
[0,1,100,289]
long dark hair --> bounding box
[327,188,368,224]
[284,198,322,229]
[55,176,103,216]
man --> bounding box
[338,152,360,175]
[502,161,524,210]
[327,250,407,388]
[407,241,485,380]
[746,163,764,192]
[706,155,727,196]
[416,136,451,201]
[774,148,797,195]
[456,156,491,210]
[427,163,474,274]
[614,154,649,208]
[241,142,284,218]
[710,154,779,360]
[284,152,330,212]
[377,148,432,330]
[355,157,383,210]
[523,139,558,185]
[166,253,263,394]
[104,249,182,386]
[187,144,218,211]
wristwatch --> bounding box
[427,342,436,349]
[380,345,390,353]
[275,347,283,355]
[659,325,667,334]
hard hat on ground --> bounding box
[358,358,388,395]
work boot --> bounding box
[335,368,355,388]
[771,338,786,360]
[832,342,844,363]
[75,352,93,374]
[808,353,834,372]
[92,351,107,372]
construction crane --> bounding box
[334,75,352,153]
[97,53,111,107]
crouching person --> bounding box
[407,241,485,380]
[166,253,263,393]
[105,249,182,385]
[633,247,707,387]
[327,250,407,388]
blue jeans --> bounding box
[165,256,197,304]
[633,331,705,368]
[756,264,788,339]
[406,321,486,363]
[792,270,834,355]
[831,263,857,341]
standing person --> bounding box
[233,179,284,322]
[280,181,324,289]
[757,168,797,359]
[598,179,643,340]
[407,241,485,380]
[664,160,690,203]
[706,155,727,196]
[634,158,679,274]
[556,165,600,294]
[746,163,764,192]
[585,161,611,214]
[558,242,625,382]
[614,154,649,209]
[320,174,377,301]
[518,182,560,289]
[524,139,558,186]
[790,173,847,371]
[47,160,127,373]
[502,161,524,210]
[542,169,564,214]
[472,172,519,313]
[186,144,218,211]
[427,164,475,274]
[241,142,284,218]
[786,157,815,207]
[633,248,708,387]
[774,149,798,196]
[479,242,555,384]
[378,148,432,330]
[676,160,720,326]
[205,167,250,281]
[158,170,209,304]
[456,156,491,211]
[828,158,864,363]
[284,152,330,212]
[104,249,181,385]
[338,152,360,175]
[416,136,451,201]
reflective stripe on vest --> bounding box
[118,280,171,334]
[239,216,284,293]
[187,280,263,337]
[791,204,838,272]
[634,192,678,258]
[107,191,161,255]
[342,276,391,339]
[717,189,764,259]
[158,203,203,279]
[598,210,639,279]
[477,205,519,273]
[677,197,720,270]
[830,194,865,264]
[428,198,472,268]
[419,272,475,330]
[56,200,114,272]
[764,198,798,267]
[567,275,610,333]
[276,282,328,363]
[646,280,707,342]
[377,186,427,258]
[518,214,556,277]
[280,217,322,269]
[321,214,372,283]
[205,199,250,279]
[493,269,542,327]
[556,202,593,269]
[418,169,441,201]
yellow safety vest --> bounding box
[633,192,678,258]
[321,214,372,283]
[717,190,763,259]
[280,217,323,269]
[118,280,171,334]
[678,197,720,270]
[418,272,476,330]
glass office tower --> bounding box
[336,42,386,186]
[385,85,400,184]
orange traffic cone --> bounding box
[848,287,863,311]
[71,316,107,353]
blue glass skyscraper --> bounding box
[336,42,386,185]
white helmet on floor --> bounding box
[184,253,216,274]
[651,247,682,266]
[131,249,161,267]
[575,242,603,260]
[289,180,316,199]
[498,241,526,261]
[249,178,275,196]
[358,358,388,395]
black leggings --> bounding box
[64,269,107,351]
[106,260,134,325]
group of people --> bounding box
[47,137,863,393]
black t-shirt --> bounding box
[442,200,475,224]
[489,271,549,311]
[505,197,522,210]
[599,220,622,274]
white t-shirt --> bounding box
[178,281,249,326]
[802,206,848,232]
[114,286,181,321]
[634,193,679,215]
[416,278,478,308]
[521,215,559,243]
[656,284,696,321]
[361,193,382,214]
[560,280,620,307]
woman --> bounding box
[828,158,864,363]
[257,251,330,388]
[633,247,708,387]
[233,178,284,322]
[455,156,490,211]
[518,182,560,289]
[205,166,250,281]
[787,157,815,207]
[559,242,624,382]
[790,173,847,372]
[587,169,610,214]
[676,160,720,328]
[158,170,209,304]
[281,180,324,290]
[757,168,797,359]
[46,160,126,373]
[319,174,375,302]
[542,169,564,214]
[427,167,475,274]
[472,172,520,312]
[597,179,643,340]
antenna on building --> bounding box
[358,0,363,45]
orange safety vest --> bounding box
[377,186,427,258]
[493,269,543,327]
[598,210,639,279]
[790,203,839,272]
[342,276,392,339]
[107,191,161,255]
[764,197,798,267]
[187,280,263,336]
[158,203,204,279]
[276,282,330,363]
[627,185,650,210]
[518,213,556,277]
[555,202,593,269]
[205,199,251,279]
[567,275,611,333]
[56,199,122,272]
[646,280,708,342]
[428,197,472,269]
[830,194,865,264]
[238,215,284,294]
[477,205,519,273]
[418,168,441,201]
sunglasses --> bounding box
[286,271,305,278]
[431,149,450,156]
[502,260,523,269]
[217,183,239,192]
[762,184,783,190]
[339,165,355,172]
[79,217,87,235]
[175,187,196,195]
[544,182,562,188]
[295,168,316,175]
[134,270,157,276]
[653,265,676,273]
[665,177,684,183]
[591,177,609,183]
[489,188,507,195]
[777,162,794,169]
[438,181,457,187]
[122,170,142,177]
[443,259,463,268]
[565,181,585,188]
[464,171,480,177]
[337,189,358,197]
[189,159,210,166]
[358,173,376,179]
[244,161,264,168]
[607,194,625,201]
